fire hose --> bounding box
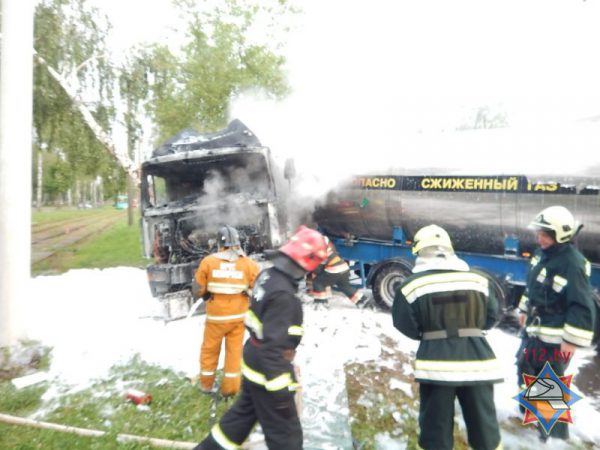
[0,412,266,449]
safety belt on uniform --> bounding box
[421,328,483,340]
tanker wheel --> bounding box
[372,262,412,311]
[470,268,517,333]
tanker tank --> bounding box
[313,173,600,264]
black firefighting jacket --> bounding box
[518,242,595,347]
[393,266,503,386]
[242,267,303,393]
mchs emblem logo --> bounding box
[514,361,583,435]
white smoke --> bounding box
[228,0,600,219]
[184,169,265,233]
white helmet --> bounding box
[217,225,240,247]
[412,224,453,255]
[529,206,577,243]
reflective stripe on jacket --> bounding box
[324,255,350,274]
[393,267,503,386]
[242,267,303,392]
[195,252,260,323]
[322,242,350,274]
[522,243,595,347]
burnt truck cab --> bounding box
[140,120,284,320]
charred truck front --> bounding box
[140,120,285,320]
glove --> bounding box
[191,279,211,301]
[355,295,375,310]
[191,279,201,300]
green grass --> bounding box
[60,215,149,269]
[0,423,151,450]
[32,212,150,275]
[0,382,47,415]
[0,342,51,381]
[0,356,229,449]
[32,207,114,225]
[345,336,598,450]
[18,212,228,448]
[345,335,469,450]
[345,336,423,450]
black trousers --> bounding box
[419,383,501,450]
[516,336,570,440]
[195,378,302,450]
[312,270,358,299]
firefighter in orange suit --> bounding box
[193,225,260,397]
[194,225,330,450]
[310,237,374,309]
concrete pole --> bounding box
[0,0,35,347]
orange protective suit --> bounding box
[195,249,260,396]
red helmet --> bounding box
[279,226,328,272]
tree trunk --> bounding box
[0,0,34,347]
[126,102,136,226]
[127,175,135,226]
[97,178,103,206]
[75,179,81,207]
[90,180,96,207]
[36,151,43,210]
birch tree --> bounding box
[145,0,296,141]
[33,0,298,203]
[33,0,137,197]
[119,53,149,224]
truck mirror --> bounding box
[284,158,296,181]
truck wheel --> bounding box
[372,262,412,310]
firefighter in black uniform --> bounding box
[516,205,596,441]
[194,225,329,450]
[309,237,374,309]
[393,224,503,450]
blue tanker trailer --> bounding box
[313,173,600,337]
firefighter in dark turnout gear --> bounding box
[516,206,596,441]
[309,237,374,309]
[194,226,329,450]
[393,225,503,450]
